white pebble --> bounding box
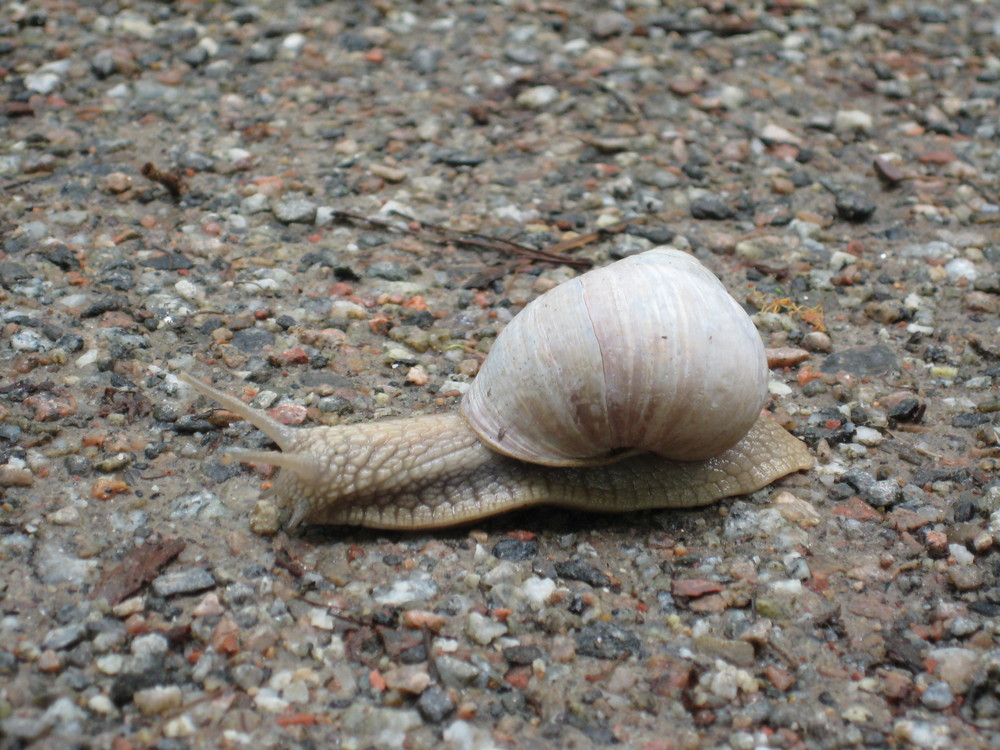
[87,694,118,716]
[466,612,508,645]
[948,544,974,565]
[893,720,950,750]
[253,688,289,713]
[372,573,438,606]
[163,714,196,738]
[944,257,977,282]
[25,71,61,94]
[519,576,556,607]
[133,685,183,715]
[768,380,792,396]
[853,426,883,446]
[96,654,124,675]
[838,442,867,459]
[770,579,803,595]
[834,109,873,132]
[516,85,560,109]
[174,279,204,304]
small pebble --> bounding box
[133,685,183,715]
[151,568,216,597]
[417,684,455,723]
[466,612,507,645]
[516,85,560,109]
[690,194,735,220]
[835,190,877,222]
[271,197,318,224]
[834,109,873,132]
[920,681,954,710]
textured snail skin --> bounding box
[178,373,813,531]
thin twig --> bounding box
[331,209,592,267]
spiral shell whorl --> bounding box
[460,248,768,466]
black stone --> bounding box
[431,150,486,167]
[502,645,544,665]
[171,415,218,433]
[887,398,925,424]
[554,559,611,588]
[54,333,84,353]
[952,413,992,428]
[576,622,642,660]
[690,194,735,220]
[627,225,675,244]
[835,190,877,222]
[491,538,538,562]
[838,469,876,494]
[954,499,977,522]
[44,245,80,271]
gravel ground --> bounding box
[2,1,1000,748]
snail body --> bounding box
[178,248,812,531]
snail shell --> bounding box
[462,249,767,465]
[177,248,812,531]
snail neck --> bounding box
[266,411,494,528]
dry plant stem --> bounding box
[179,373,813,531]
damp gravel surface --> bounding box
[2,1,1000,749]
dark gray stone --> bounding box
[231,327,275,353]
[151,567,215,597]
[835,190,877,222]
[555,559,610,588]
[820,344,899,376]
[417,684,455,723]
[576,622,642,660]
[690,194,735,220]
[491,538,538,562]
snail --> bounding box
[177,248,813,531]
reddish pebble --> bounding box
[505,665,532,689]
[765,665,795,691]
[401,609,446,632]
[918,150,956,164]
[369,669,387,691]
[91,478,129,501]
[831,498,881,522]
[766,347,811,369]
[671,579,724,598]
[873,156,904,184]
[268,403,308,426]
[274,343,311,364]
[38,649,62,673]
[211,616,240,655]
[925,530,949,559]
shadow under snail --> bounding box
[178,248,813,532]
